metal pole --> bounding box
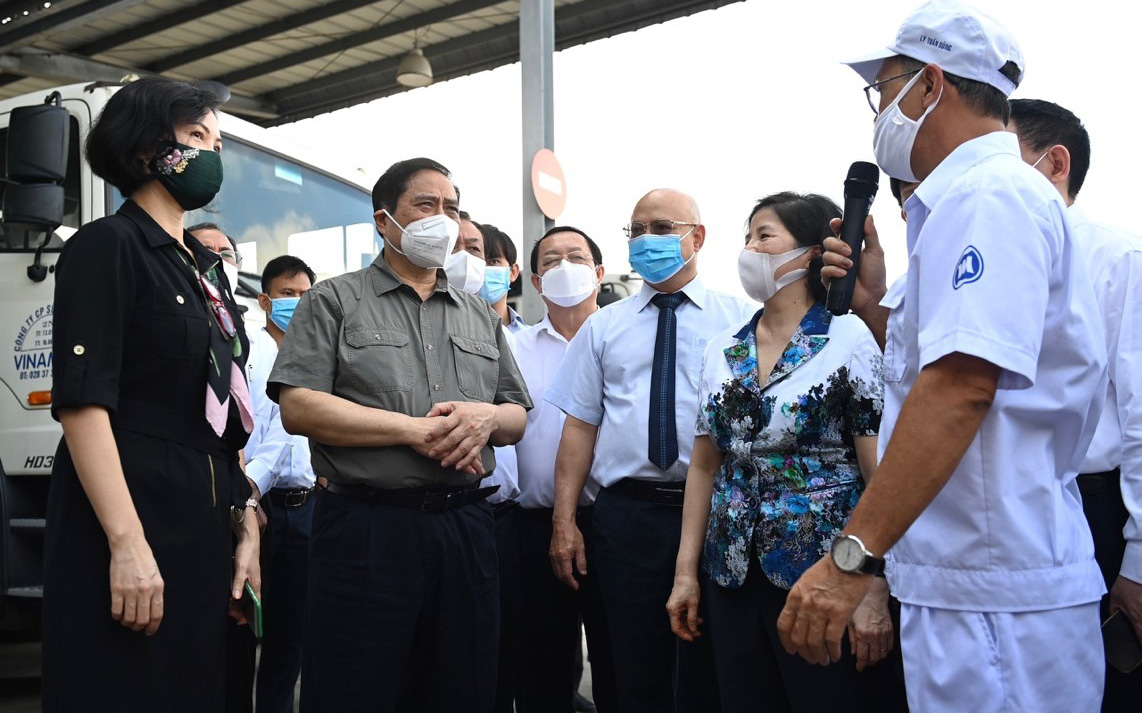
[519,0,554,325]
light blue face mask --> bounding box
[480,266,512,303]
[269,297,300,331]
[628,233,694,284]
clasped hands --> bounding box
[412,401,498,475]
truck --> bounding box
[0,80,376,633]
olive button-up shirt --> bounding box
[268,255,532,489]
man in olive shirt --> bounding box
[268,157,531,712]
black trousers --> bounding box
[515,505,617,713]
[493,503,522,713]
[591,486,720,713]
[225,610,259,713]
[226,508,271,713]
[1079,468,1142,712]
[703,557,908,713]
[255,492,316,713]
[299,490,499,713]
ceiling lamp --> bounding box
[397,47,433,88]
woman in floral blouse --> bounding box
[666,192,906,712]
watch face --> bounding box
[833,537,864,571]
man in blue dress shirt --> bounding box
[244,255,317,713]
[547,189,755,713]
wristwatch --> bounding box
[830,534,886,576]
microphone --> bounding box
[826,161,880,316]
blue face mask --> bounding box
[628,234,693,284]
[480,266,512,303]
[269,297,300,331]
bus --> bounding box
[0,81,375,632]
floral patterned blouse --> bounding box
[696,302,884,590]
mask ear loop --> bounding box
[379,209,410,257]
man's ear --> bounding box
[531,273,542,294]
[595,264,605,283]
[510,263,522,282]
[257,293,271,314]
[690,225,706,254]
[921,64,944,108]
[1045,144,1072,192]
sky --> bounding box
[271,0,1141,298]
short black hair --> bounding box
[530,225,604,274]
[261,255,316,294]
[746,192,842,305]
[371,157,451,213]
[1009,99,1091,200]
[187,221,237,250]
[85,77,223,198]
[479,223,517,265]
[899,56,1011,124]
[458,210,471,221]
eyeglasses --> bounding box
[197,273,237,341]
[623,220,698,239]
[214,248,243,267]
[538,253,595,272]
[862,69,921,115]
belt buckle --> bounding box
[283,490,308,507]
[421,490,459,512]
[655,486,684,507]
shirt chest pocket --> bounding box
[450,334,499,402]
[344,328,414,393]
[150,285,210,361]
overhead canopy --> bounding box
[0,0,744,126]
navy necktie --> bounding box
[649,292,686,470]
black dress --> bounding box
[42,200,251,712]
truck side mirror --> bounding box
[3,91,69,234]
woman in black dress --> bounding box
[43,77,260,711]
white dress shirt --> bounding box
[1069,203,1142,582]
[513,315,599,509]
[881,131,1107,611]
[485,328,521,504]
[546,278,755,488]
[244,327,316,494]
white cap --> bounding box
[842,0,1024,96]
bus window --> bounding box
[181,137,374,278]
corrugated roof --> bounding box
[0,0,744,126]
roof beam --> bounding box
[146,0,386,73]
[267,23,502,104]
[0,50,279,118]
[74,0,250,56]
[207,0,504,86]
[264,0,744,126]
[0,49,139,84]
[0,0,151,53]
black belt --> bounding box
[491,499,519,517]
[325,482,499,512]
[267,487,316,508]
[606,478,686,507]
[1077,468,1120,496]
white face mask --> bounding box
[382,210,460,269]
[872,70,941,182]
[541,260,598,308]
[222,261,240,296]
[443,250,486,294]
[737,246,811,303]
